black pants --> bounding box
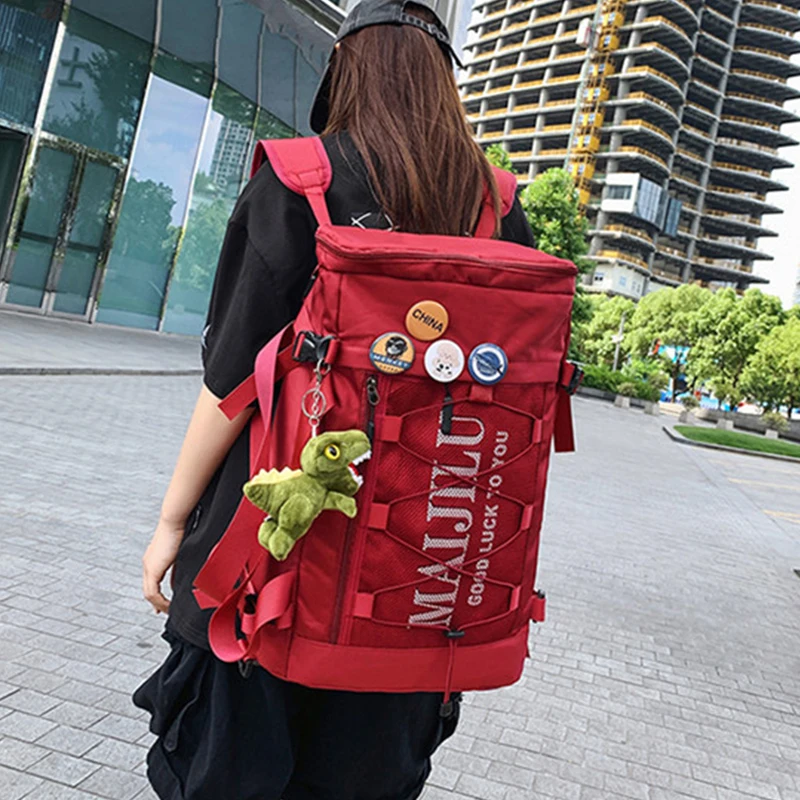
[133,631,460,800]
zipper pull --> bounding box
[366,376,380,444]
[441,385,454,436]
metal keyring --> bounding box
[301,386,328,417]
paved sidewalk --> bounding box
[0,316,798,800]
[0,311,200,373]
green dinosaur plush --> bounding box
[243,430,372,561]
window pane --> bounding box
[260,28,297,128]
[161,83,255,335]
[70,0,155,44]
[96,62,208,329]
[53,160,118,314]
[160,0,217,78]
[42,8,150,157]
[259,0,331,132]
[294,55,321,137]
[6,146,74,307]
[218,0,261,103]
[0,1,61,127]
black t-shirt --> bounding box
[167,132,536,649]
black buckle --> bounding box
[562,363,584,396]
[444,629,465,639]
[293,331,334,366]
[238,659,255,679]
[439,693,463,719]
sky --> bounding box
[751,79,799,309]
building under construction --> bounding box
[462,0,800,299]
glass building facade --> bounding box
[0,0,341,334]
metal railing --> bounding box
[721,114,781,131]
[745,0,800,13]
[730,67,787,84]
[640,15,692,38]
[624,65,682,89]
[606,224,655,242]
[624,91,679,114]
[712,161,771,177]
[734,45,790,61]
[618,146,669,166]
[596,250,651,269]
[717,136,779,155]
[726,90,782,108]
[622,118,674,141]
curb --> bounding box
[662,425,800,465]
[0,368,203,377]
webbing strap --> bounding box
[531,591,546,623]
[554,360,579,454]
[256,137,333,227]
[218,337,298,423]
[208,572,295,663]
[193,324,293,609]
[474,167,518,238]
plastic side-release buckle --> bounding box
[560,361,584,396]
[293,331,335,367]
[531,590,546,623]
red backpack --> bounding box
[193,137,580,703]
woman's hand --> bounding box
[140,385,253,616]
[142,517,185,614]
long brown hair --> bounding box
[323,4,501,237]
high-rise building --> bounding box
[461,0,800,299]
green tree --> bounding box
[519,168,592,359]
[485,144,513,172]
[626,283,712,400]
[741,317,800,419]
[689,288,785,409]
[582,294,635,367]
[519,168,590,273]
[173,197,233,290]
[113,177,178,266]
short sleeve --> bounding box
[500,196,536,249]
[202,163,317,399]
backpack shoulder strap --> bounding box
[251,137,333,226]
[474,167,518,239]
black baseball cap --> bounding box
[309,0,464,134]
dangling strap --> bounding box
[193,325,294,609]
[554,360,583,453]
[474,167,518,239]
[252,137,333,226]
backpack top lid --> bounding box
[251,136,519,237]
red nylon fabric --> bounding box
[197,137,578,693]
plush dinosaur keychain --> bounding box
[243,430,372,561]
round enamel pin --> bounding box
[370,333,415,375]
[405,300,449,342]
[468,343,509,386]
[424,339,465,383]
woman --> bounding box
[134,2,536,798]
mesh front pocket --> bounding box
[347,377,552,648]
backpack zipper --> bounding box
[316,232,577,277]
[366,375,380,444]
[330,374,382,644]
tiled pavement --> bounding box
[0,322,798,799]
[0,311,200,373]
